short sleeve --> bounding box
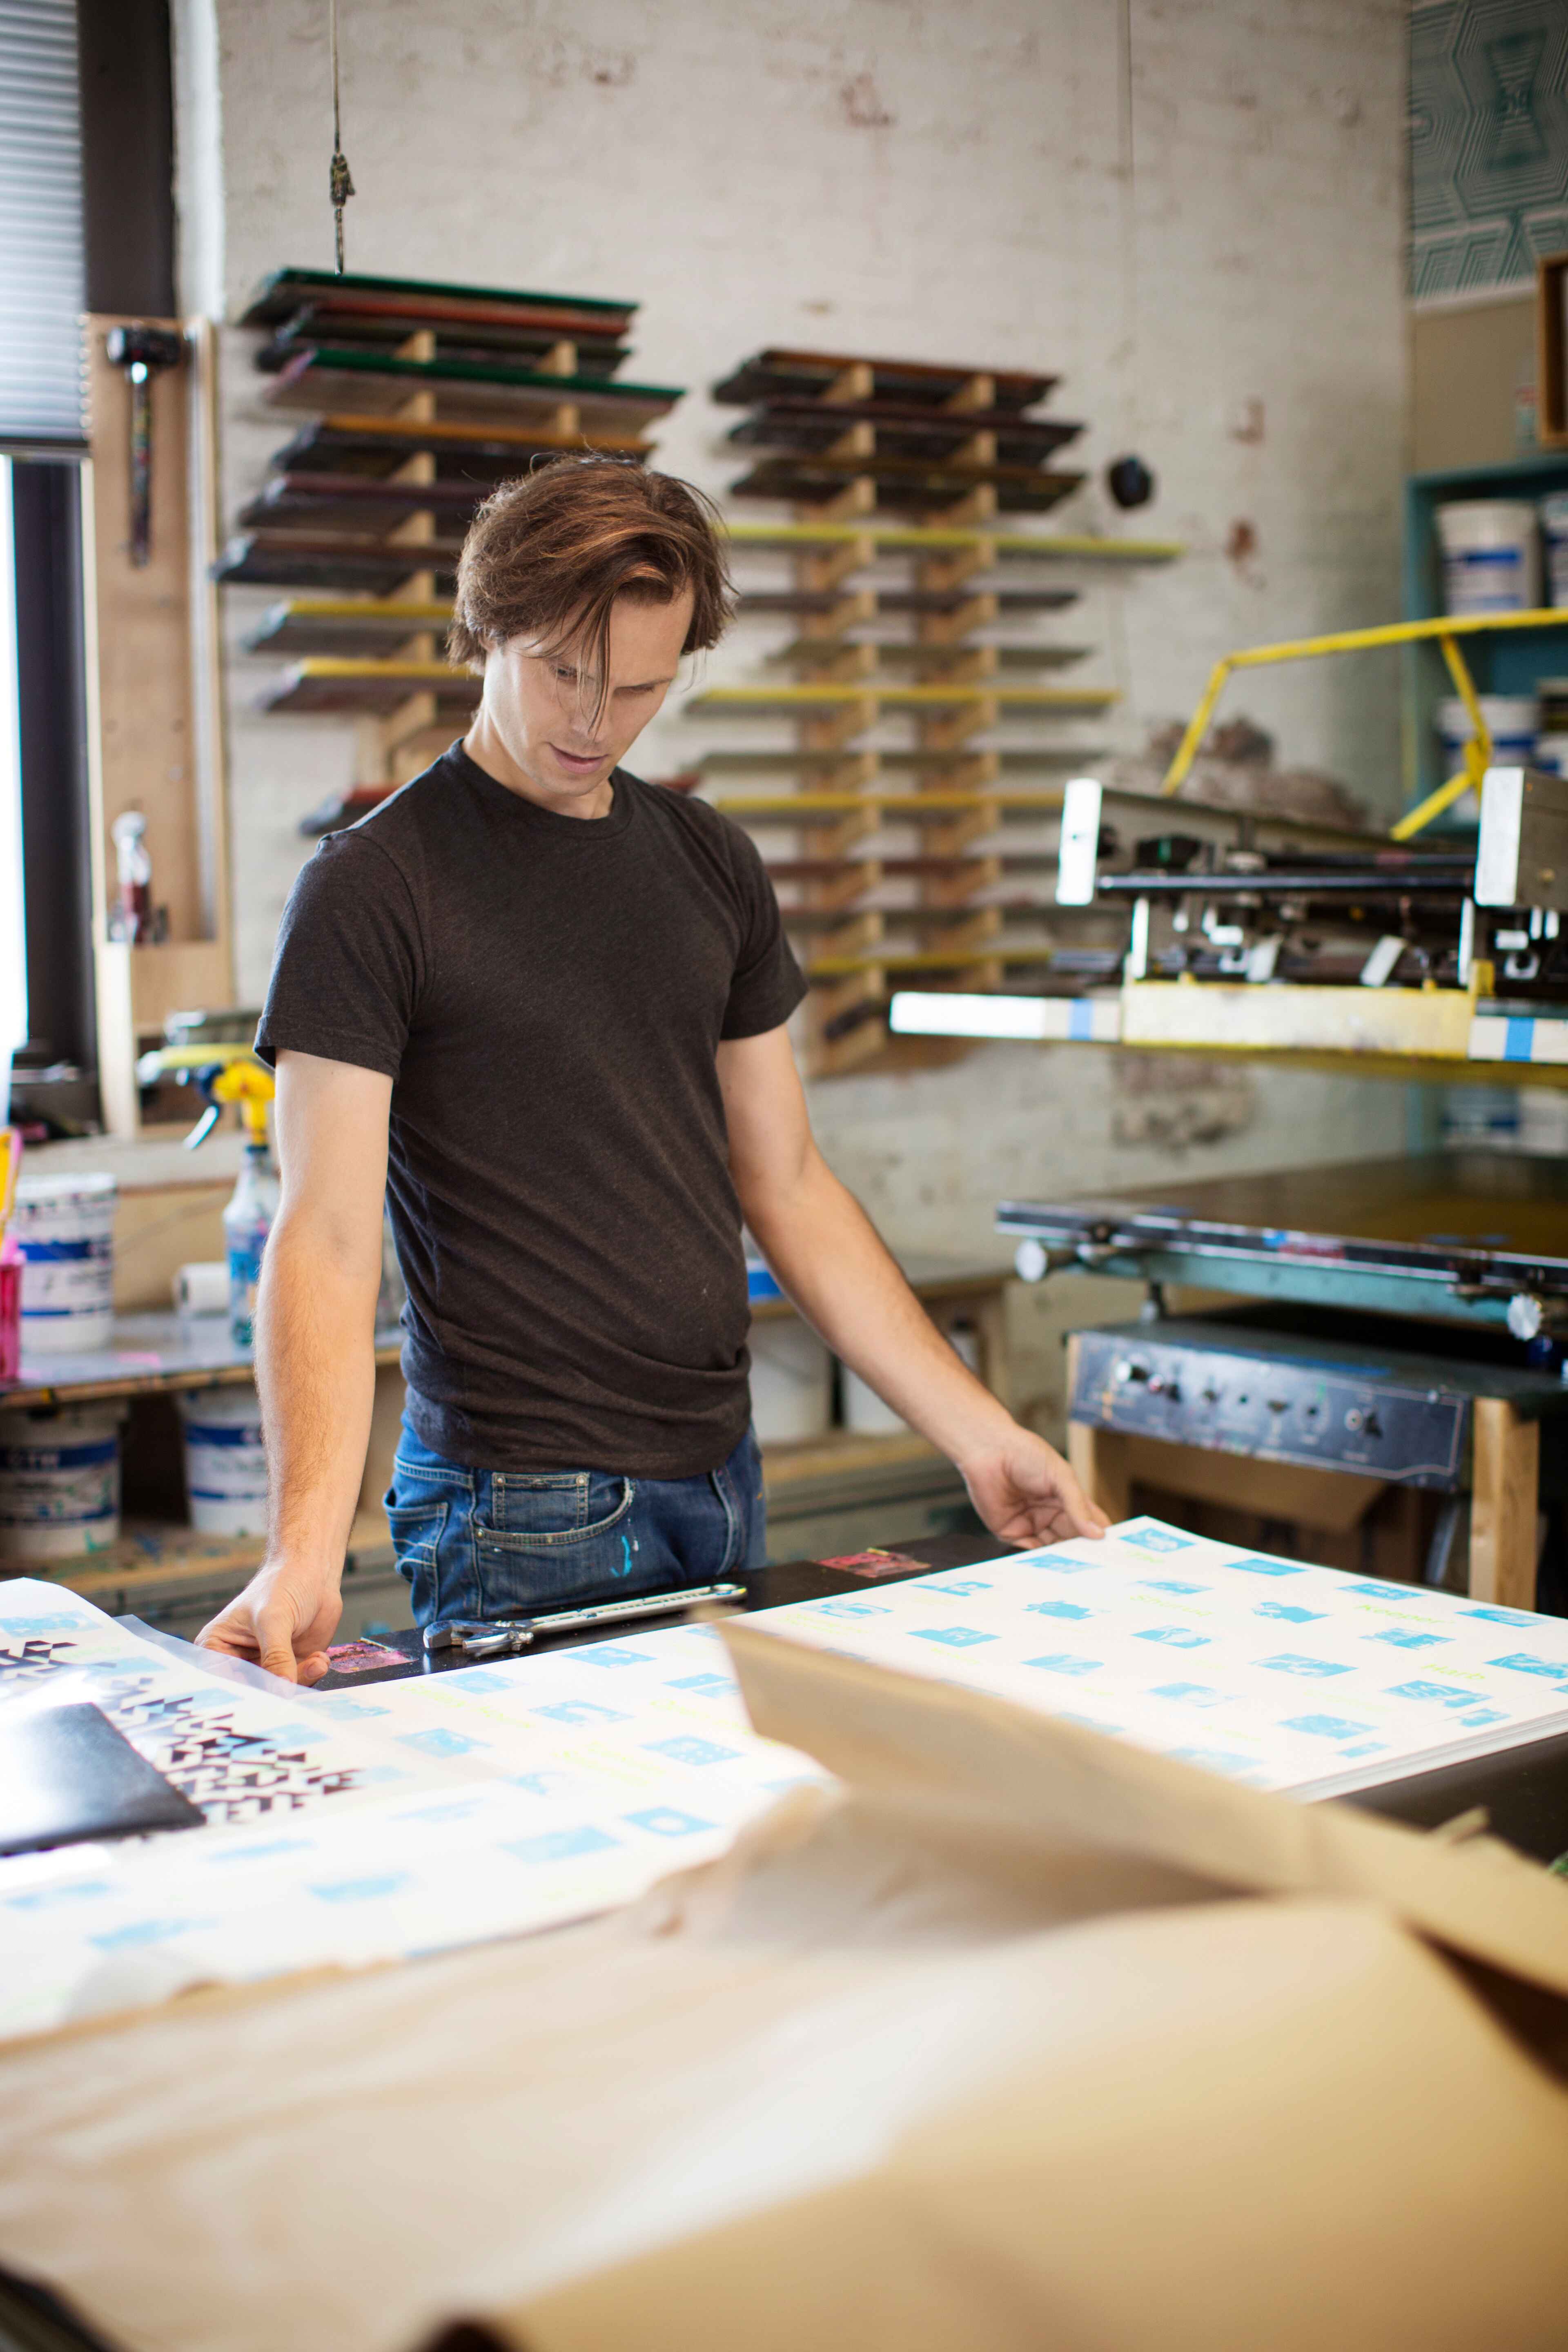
[254,832,424,1078]
[719,821,808,1041]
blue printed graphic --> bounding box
[1168,1747,1262,1781]
[393,1799,484,1827]
[577,1645,648,1668]
[1120,1526,1194,1555]
[1134,1626,1209,1649]
[931,1581,993,1598]
[1283,1714,1375,1742]
[1387,1679,1471,1708]
[7,1880,116,1909]
[1151,1682,1222,1708]
[1466,1606,1540,1629]
[398,1726,486,1757]
[90,1917,216,1949]
[310,1874,412,1903]
[1017,1552,1095,1573]
[625,1806,714,1838]
[322,1700,390,1720]
[1356,1583,1424,1602]
[1028,1600,1093,1620]
[670,1673,734,1694]
[1488,1653,1568,1682]
[1258,1654,1351,1679]
[1366,1629,1447,1650]
[1024,1653,1102,1677]
[646,1735,740,1767]
[537,1700,628,1725]
[910,1626,996,1648]
[1227,1557,1303,1578]
[815,1600,889,1619]
[504,1826,620,1864]
[452,1670,510,1694]
[1143,1580,1207,1596]
[1255,1603,1325,1624]
[206,1838,313,1864]
[1461,1709,1506,1727]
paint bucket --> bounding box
[748,1322,832,1446]
[1437,697,1539,821]
[1533,735,1568,779]
[844,1321,981,1435]
[1434,501,1540,615]
[0,1401,125,1559]
[12,1172,116,1354]
[1540,492,1568,607]
[177,1384,269,1536]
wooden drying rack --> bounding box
[702,361,1128,1078]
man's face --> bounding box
[477,588,695,810]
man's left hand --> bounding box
[958,1426,1112,1548]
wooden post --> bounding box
[1470,1400,1541,1608]
[1064,1334,1132,1521]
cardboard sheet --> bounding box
[1,1624,1567,2352]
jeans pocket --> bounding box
[385,1493,450,1623]
[474,1475,640,1613]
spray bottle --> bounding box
[136,1044,278,1347]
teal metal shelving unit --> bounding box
[1403,452,1568,822]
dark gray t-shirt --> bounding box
[255,743,807,1477]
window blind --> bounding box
[0,0,85,453]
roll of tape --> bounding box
[174,1260,229,1316]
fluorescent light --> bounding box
[890,993,1052,1040]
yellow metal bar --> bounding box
[721,522,1182,561]
[690,683,1116,709]
[1390,770,1479,841]
[1158,607,1568,827]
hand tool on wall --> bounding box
[103,325,183,566]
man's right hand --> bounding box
[197,1557,344,1685]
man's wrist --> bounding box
[938,1395,1022,1474]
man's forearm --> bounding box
[742,1154,1010,1466]
[255,1212,379,1577]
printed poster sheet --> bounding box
[9,1520,1568,2039]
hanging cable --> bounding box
[329,0,355,274]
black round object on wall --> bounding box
[1106,455,1155,510]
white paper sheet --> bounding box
[9,1522,1568,2043]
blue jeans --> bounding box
[384,1420,768,1627]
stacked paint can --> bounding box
[0,1401,127,1558]
[177,1385,269,1535]
[1435,501,1540,616]
[12,1172,116,1354]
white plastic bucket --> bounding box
[12,1172,116,1354]
[0,1402,125,1559]
[1435,501,1540,615]
[1438,695,1539,764]
[748,1323,831,1446]
[1534,734,1568,779]
[1541,492,1568,608]
[177,1384,268,1536]
[844,1322,981,1435]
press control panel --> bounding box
[1070,1323,1470,1487]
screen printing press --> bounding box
[1000,1154,1568,1619]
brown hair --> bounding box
[448,456,733,719]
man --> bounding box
[200,458,1106,1684]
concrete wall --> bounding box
[175,0,1413,1270]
